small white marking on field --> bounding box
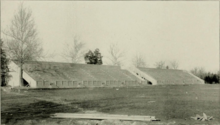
[148,101,155,103]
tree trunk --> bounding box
[19,63,23,86]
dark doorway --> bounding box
[148,81,152,85]
[23,78,30,87]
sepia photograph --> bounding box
[1,1,219,125]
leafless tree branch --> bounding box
[132,53,147,68]
[190,67,206,79]
[107,42,125,66]
[62,36,86,63]
[169,60,179,69]
[155,60,166,69]
[2,3,43,86]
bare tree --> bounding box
[190,67,206,79]
[2,4,43,86]
[155,61,166,69]
[169,60,179,69]
[107,42,125,66]
[62,36,86,63]
[132,53,147,68]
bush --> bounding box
[204,73,219,84]
[1,39,11,86]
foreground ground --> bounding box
[1,84,220,125]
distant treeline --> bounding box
[191,68,219,84]
[203,73,219,84]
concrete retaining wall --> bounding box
[156,79,202,85]
[36,80,142,88]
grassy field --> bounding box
[1,84,220,125]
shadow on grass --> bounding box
[1,101,80,124]
[70,97,129,111]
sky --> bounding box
[1,1,219,72]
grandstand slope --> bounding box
[137,67,204,85]
[9,61,204,88]
[14,61,140,88]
